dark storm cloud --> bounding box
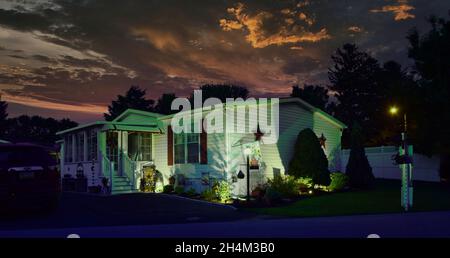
[0,0,449,121]
[282,57,321,75]
[31,54,57,64]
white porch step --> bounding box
[111,175,136,195]
[111,189,139,195]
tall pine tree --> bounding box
[328,44,384,144]
[104,86,155,121]
[345,123,375,189]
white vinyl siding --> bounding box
[259,103,343,178]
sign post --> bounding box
[399,133,413,211]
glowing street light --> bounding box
[389,106,406,132]
[388,105,413,211]
[389,106,398,115]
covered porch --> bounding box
[57,109,164,194]
[100,124,163,193]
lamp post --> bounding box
[389,106,413,211]
[243,147,252,202]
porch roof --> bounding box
[56,121,163,135]
[102,123,163,133]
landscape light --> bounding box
[389,106,399,115]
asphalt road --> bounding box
[1,211,450,238]
[2,193,450,238]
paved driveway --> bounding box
[0,193,254,231]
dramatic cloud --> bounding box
[219,2,330,49]
[0,0,448,121]
[370,0,415,21]
[348,26,363,33]
[2,92,106,114]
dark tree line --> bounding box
[0,99,78,146]
[104,84,250,121]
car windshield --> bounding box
[0,146,57,168]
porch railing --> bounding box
[101,153,114,194]
[121,152,137,190]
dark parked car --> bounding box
[0,144,61,213]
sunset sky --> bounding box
[0,0,449,122]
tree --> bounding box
[190,84,249,104]
[288,128,331,186]
[0,95,7,137]
[345,122,374,188]
[104,86,154,121]
[3,115,77,146]
[0,97,7,121]
[407,15,450,181]
[328,43,384,144]
[154,93,178,115]
[290,84,329,111]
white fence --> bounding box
[341,146,441,182]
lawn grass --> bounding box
[250,179,450,217]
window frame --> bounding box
[173,132,200,165]
[128,132,153,161]
[87,129,98,161]
[75,132,85,162]
[64,134,73,163]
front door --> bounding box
[106,131,119,175]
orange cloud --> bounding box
[131,28,181,50]
[219,3,330,48]
[2,92,106,114]
[348,26,363,33]
[290,46,304,50]
[219,19,243,31]
[370,0,415,21]
[298,12,314,26]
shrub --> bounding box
[267,175,299,197]
[186,187,197,197]
[201,189,216,202]
[168,175,176,185]
[140,165,163,192]
[163,185,174,193]
[346,123,375,189]
[297,177,313,190]
[251,184,267,199]
[288,128,331,186]
[174,186,184,195]
[212,180,231,203]
[263,187,282,205]
[328,172,348,192]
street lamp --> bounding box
[389,106,413,211]
[389,106,398,115]
[388,106,407,146]
[243,147,252,202]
